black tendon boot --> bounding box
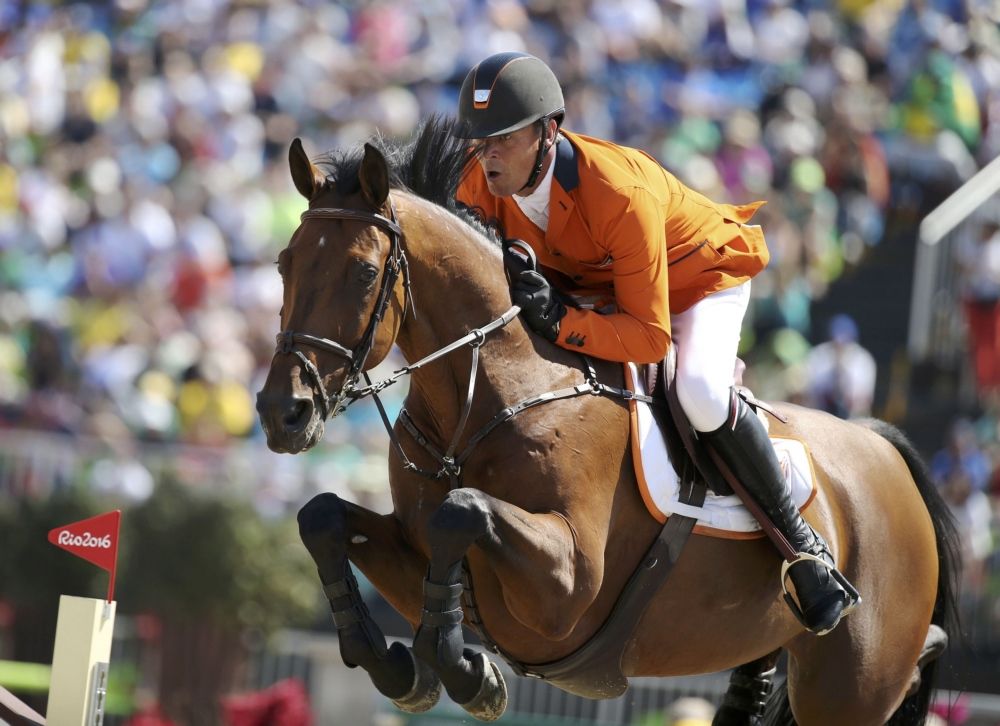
[701,395,860,635]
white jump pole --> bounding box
[45,510,122,726]
[46,596,116,726]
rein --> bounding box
[273,198,661,489]
[381,354,656,489]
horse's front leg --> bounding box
[415,487,594,722]
[297,493,441,713]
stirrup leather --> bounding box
[779,553,862,635]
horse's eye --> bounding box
[359,264,378,284]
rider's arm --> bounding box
[554,187,671,364]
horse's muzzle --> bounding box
[255,389,324,453]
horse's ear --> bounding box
[289,137,324,199]
[359,142,389,208]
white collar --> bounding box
[513,150,556,231]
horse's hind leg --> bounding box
[413,489,509,722]
[712,651,781,726]
[297,493,441,713]
[906,624,948,698]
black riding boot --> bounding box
[701,395,859,635]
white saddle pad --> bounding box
[624,363,817,538]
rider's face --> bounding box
[474,123,549,198]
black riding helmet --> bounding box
[457,52,566,191]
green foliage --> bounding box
[117,477,320,634]
[0,486,108,607]
[633,711,671,726]
[0,477,321,639]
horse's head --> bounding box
[256,138,407,453]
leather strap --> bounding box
[323,579,354,600]
[424,580,463,600]
[464,478,706,692]
[421,608,464,627]
[300,207,403,237]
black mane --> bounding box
[314,115,498,241]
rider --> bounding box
[454,51,857,635]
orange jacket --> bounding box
[456,130,769,363]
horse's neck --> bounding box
[394,197,541,433]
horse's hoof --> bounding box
[391,647,442,713]
[906,623,950,697]
[459,652,508,722]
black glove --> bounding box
[502,239,536,281]
[511,269,566,343]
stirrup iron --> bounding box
[780,553,861,635]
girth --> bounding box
[464,478,705,699]
[454,349,710,698]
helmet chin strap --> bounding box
[518,118,556,193]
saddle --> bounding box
[643,348,787,499]
[643,349,732,495]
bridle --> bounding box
[274,202,409,420]
[272,202,658,488]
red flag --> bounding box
[48,510,121,602]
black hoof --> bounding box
[906,624,949,697]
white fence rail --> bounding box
[909,154,1000,367]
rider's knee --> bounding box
[674,370,730,432]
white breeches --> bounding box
[670,281,751,432]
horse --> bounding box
[255,117,960,726]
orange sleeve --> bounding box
[555,187,670,363]
[455,169,480,210]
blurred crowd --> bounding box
[1,0,999,508]
[933,407,1000,624]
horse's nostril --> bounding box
[283,398,313,429]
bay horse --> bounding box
[255,117,959,725]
